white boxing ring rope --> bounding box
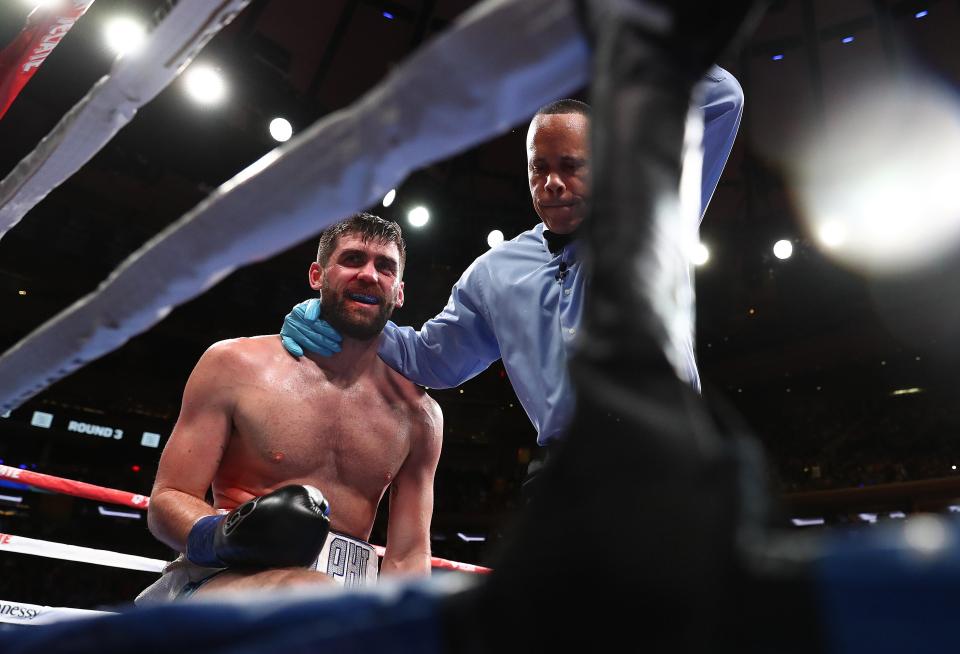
[0,0,252,241]
[0,0,590,414]
[0,532,166,573]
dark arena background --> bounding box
[1,0,960,611]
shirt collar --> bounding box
[541,226,581,254]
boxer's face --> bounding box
[526,112,590,235]
[309,233,404,341]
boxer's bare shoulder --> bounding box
[368,357,444,481]
[195,335,310,389]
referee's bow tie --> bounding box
[543,229,579,254]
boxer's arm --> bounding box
[378,262,502,389]
[147,342,237,553]
[380,398,443,576]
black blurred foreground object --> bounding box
[442,1,806,652]
[445,3,960,654]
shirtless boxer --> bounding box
[137,213,443,602]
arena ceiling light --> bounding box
[407,206,429,228]
[793,77,960,274]
[773,239,793,260]
[890,387,923,396]
[103,16,146,56]
[691,242,710,266]
[183,64,227,107]
[816,221,846,249]
[791,518,825,527]
[487,229,504,248]
[456,532,487,542]
[268,117,293,143]
[382,189,396,208]
[97,506,141,520]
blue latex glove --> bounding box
[280,298,342,358]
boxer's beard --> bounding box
[320,278,395,341]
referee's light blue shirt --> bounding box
[379,66,744,445]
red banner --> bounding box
[0,0,96,121]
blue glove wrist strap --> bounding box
[186,514,226,568]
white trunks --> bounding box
[135,530,378,604]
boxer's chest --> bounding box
[227,377,414,498]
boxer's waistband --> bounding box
[313,531,378,587]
